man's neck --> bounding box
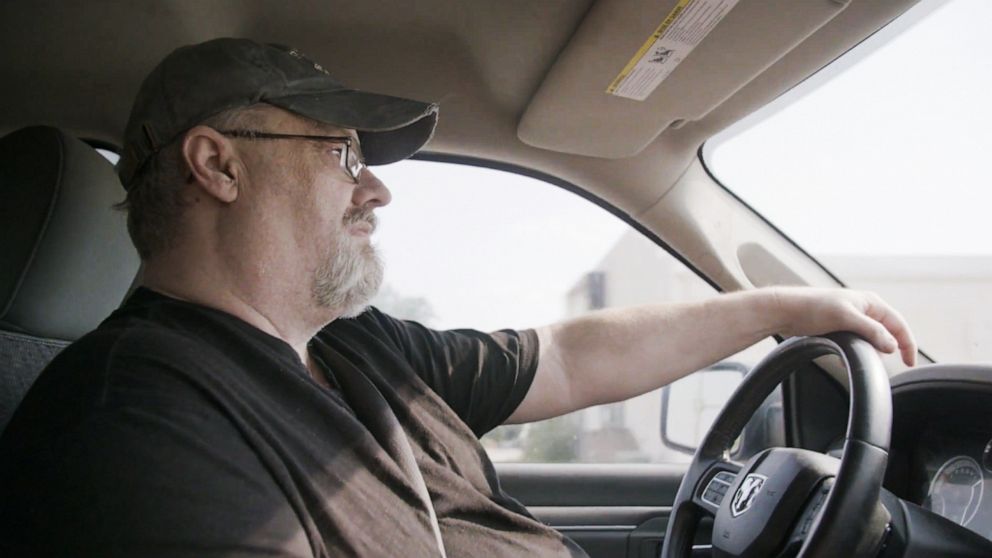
[142,255,339,369]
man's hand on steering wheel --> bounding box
[768,287,917,367]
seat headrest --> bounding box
[0,126,139,340]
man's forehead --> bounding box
[268,107,356,139]
[308,120,358,141]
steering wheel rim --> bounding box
[660,332,893,558]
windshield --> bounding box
[704,0,992,364]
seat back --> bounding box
[0,126,139,433]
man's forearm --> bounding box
[509,289,785,424]
[553,289,782,410]
[506,286,915,425]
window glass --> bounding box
[704,0,992,364]
[372,160,777,464]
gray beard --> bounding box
[312,235,384,318]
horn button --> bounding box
[711,448,840,557]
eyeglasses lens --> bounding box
[345,145,364,182]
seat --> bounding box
[0,126,139,434]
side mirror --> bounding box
[660,361,748,454]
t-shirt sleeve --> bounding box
[0,346,313,557]
[363,309,540,437]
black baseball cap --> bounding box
[118,37,439,189]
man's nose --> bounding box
[352,168,392,208]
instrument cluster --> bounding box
[913,425,992,540]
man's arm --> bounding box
[506,287,916,424]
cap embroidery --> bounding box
[287,48,329,75]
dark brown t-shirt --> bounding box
[0,288,586,557]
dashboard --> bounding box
[803,364,992,542]
[887,366,992,541]
[915,433,990,536]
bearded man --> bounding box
[0,38,916,557]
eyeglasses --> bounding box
[218,129,365,183]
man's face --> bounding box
[312,197,384,318]
[231,107,391,319]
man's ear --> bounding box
[181,126,242,203]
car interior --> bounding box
[2,0,991,556]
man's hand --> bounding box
[770,287,917,367]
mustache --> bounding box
[344,206,378,232]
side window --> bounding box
[372,160,779,464]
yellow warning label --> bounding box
[607,0,692,95]
[607,0,740,101]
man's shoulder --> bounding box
[319,306,446,357]
[56,312,219,370]
[27,311,248,414]
[2,311,230,453]
[320,306,398,343]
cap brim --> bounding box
[267,90,438,165]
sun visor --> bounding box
[518,0,851,159]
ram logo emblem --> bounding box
[731,474,767,517]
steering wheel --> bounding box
[661,332,892,558]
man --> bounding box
[0,38,915,556]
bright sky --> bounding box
[707,0,992,256]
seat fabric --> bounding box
[0,126,138,433]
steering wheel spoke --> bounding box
[780,477,834,556]
[692,460,743,515]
